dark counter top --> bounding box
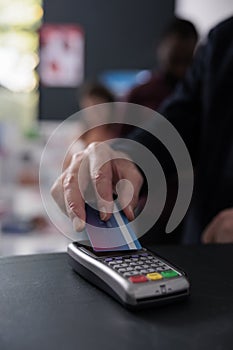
[0,245,233,350]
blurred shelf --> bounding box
[0,230,70,257]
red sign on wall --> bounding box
[39,24,84,87]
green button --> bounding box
[161,270,179,278]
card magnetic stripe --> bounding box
[119,213,142,249]
[109,209,138,250]
[85,205,129,251]
[85,203,141,251]
[112,205,142,250]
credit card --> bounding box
[85,202,142,252]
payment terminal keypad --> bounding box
[101,252,179,283]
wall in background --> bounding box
[39,0,174,120]
[176,0,233,39]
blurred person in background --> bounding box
[78,81,117,145]
[127,17,198,110]
[63,82,120,168]
[122,18,198,241]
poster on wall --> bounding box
[39,24,84,87]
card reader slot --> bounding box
[137,290,189,303]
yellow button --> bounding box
[146,273,163,281]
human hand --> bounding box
[51,142,143,231]
[202,208,233,243]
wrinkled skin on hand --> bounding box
[51,142,143,232]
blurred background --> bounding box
[0,0,233,256]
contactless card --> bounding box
[85,203,142,252]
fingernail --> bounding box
[100,207,107,221]
[128,205,135,220]
[73,217,85,231]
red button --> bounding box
[129,275,148,283]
